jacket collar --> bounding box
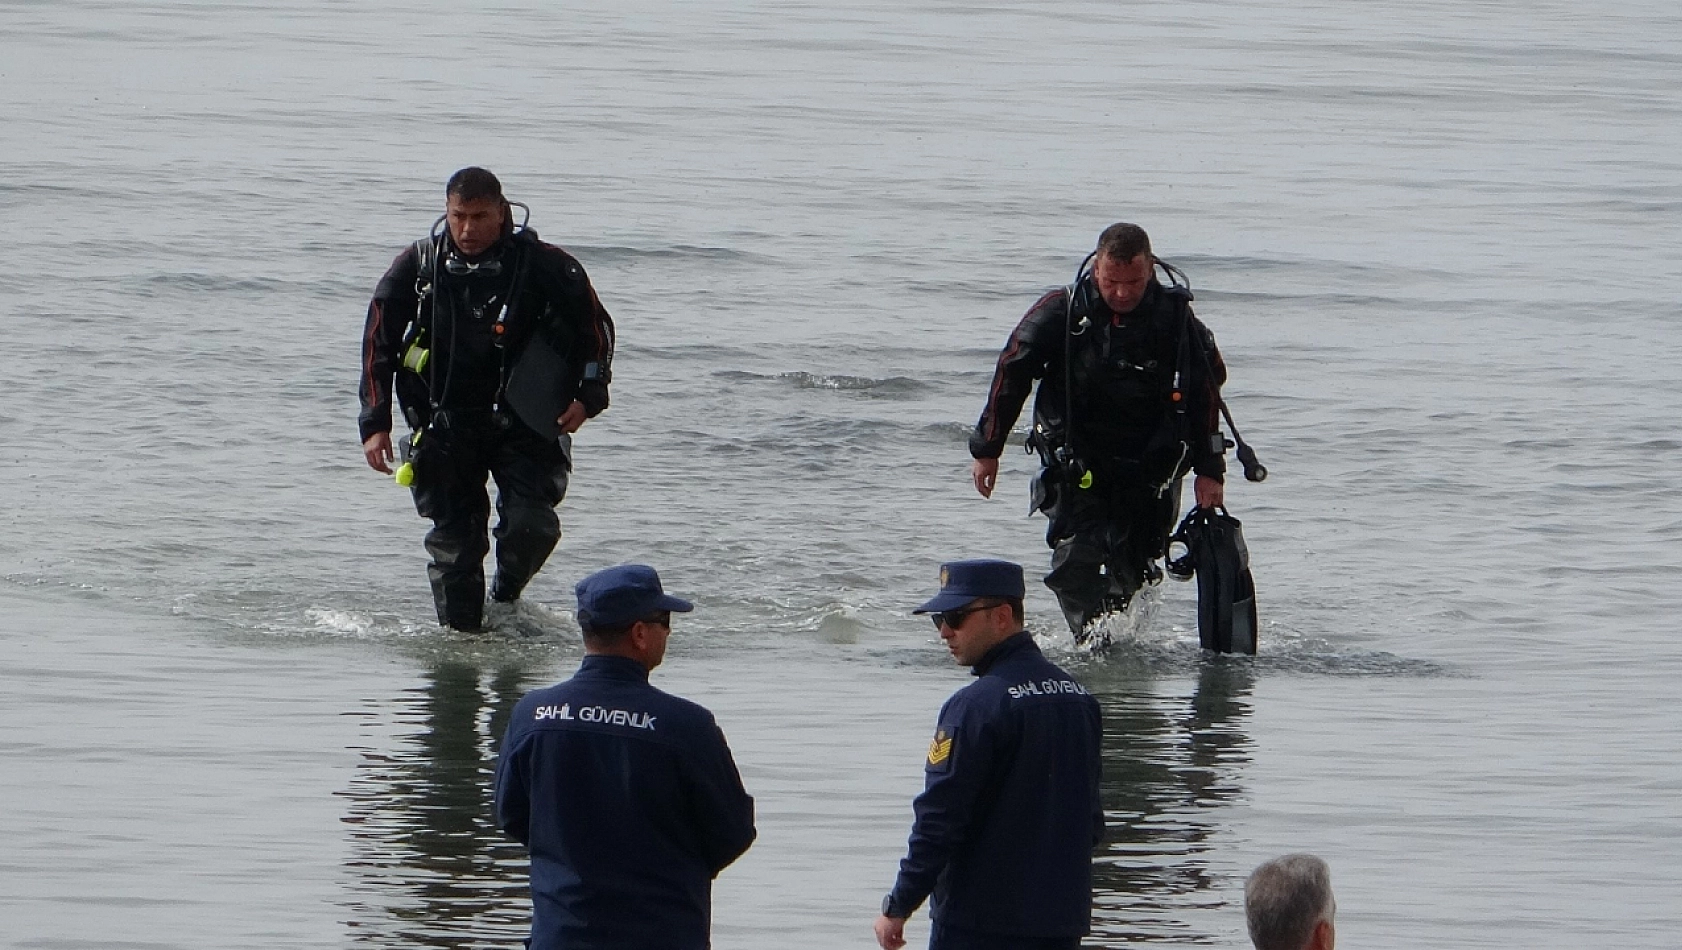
[972,630,1038,676]
[575,653,651,683]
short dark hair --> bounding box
[970,597,1025,625]
[1245,854,1334,950]
[446,166,504,203]
[1096,222,1152,263]
[580,611,669,645]
[581,621,633,645]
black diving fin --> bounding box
[1166,506,1259,655]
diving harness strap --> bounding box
[392,208,533,486]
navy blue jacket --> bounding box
[886,633,1104,939]
[495,655,756,950]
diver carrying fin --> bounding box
[966,223,1267,646]
[1166,505,1259,655]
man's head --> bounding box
[1092,222,1155,314]
[574,565,695,671]
[444,166,510,258]
[1245,854,1336,950]
[913,560,1027,666]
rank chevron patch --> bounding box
[927,727,953,767]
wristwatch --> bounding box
[881,893,908,918]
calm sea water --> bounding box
[3,1,1680,947]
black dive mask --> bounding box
[444,251,503,277]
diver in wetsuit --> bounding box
[969,223,1228,638]
[359,167,615,631]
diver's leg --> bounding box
[488,426,570,603]
[1107,480,1177,603]
[1045,485,1112,636]
[412,430,492,631]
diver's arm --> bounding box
[363,432,394,474]
[968,289,1064,463]
[1194,474,1224,508]
[972,457,1000,498]
[557,401,588,434]
[1185,312,1229,484]
[358,247,420,445]
[570,260,615,419]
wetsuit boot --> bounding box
[425,526,489,632]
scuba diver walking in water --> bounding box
[970,223,1230,640]
[359,167,616,631]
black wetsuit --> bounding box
[359,228,615,629]
[971,278,1226,634]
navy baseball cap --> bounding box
[574,564,694,630]
[913,559,1026,614]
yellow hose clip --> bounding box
[393,430,422,486]
[401,342,430,374]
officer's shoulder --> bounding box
[518,680,573,704]
[949,672,1014,712]
[1001,654,1097,702]
[1036,655,1089,685]
[645,686,721,728]
[508,683,568,723]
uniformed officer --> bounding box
[494,564,756,950]
[874,560,1105,950]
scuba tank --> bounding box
[1166,506,1259,655]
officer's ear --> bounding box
[980,600,1014,635]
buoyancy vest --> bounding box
[1053,281,1196,483]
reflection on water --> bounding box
[338,659,541,947]
[333,651,1252,947]
[1090,660,1255,946]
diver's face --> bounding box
[445,194,506,258]
[1093,252,1154,314]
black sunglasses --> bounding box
[930,602,993,630]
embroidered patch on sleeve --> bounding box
[926,725,955,772]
